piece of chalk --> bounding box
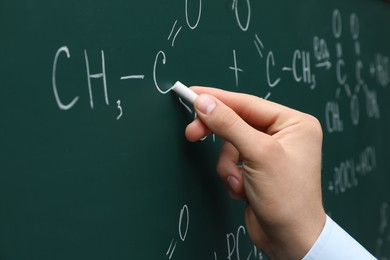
[172,81,198,104]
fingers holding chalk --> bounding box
[185,117,211,142]
[172,81,212,141]
[172,81,198,104]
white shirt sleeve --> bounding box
[302,215,377,260]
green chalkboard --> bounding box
[1,0,390,259]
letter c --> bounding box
[52,46,79,110]
[153,50,170,94]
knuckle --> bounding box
[304,114,323,140]
[244,137,283,164]
[260,138,283,154]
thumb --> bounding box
[194,94,267,158]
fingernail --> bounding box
[227,176,240,193]
[196,94,216,115]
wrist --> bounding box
[267,210,327,260]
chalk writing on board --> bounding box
[328,145,376,195]
[232,0,251,32]
[166,204,190,259]
[229,49,244,87]
[84,50,109,109]
[52,46,79,110]
[51,10,389,136]
[266,52,281,88]
[44,3,390,259]
[214,225,263,260]
[116,100,123,120]
[52,47,112,110]
[153,50,171,94]
[282,50,316,89]
[325,101,344,133]
[371,53,390,87]
[253,34,271,99]
[168,20,182,47]
[153,1,203,96]
[364,85,381,119]
[376,202,390,259]
[178,97,193,114]
[336,10,362,126]
[185,0,202,30]
[120,75,145,80]
[313,36,331,70]
[253,34,264,59]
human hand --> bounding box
[185,87,326,260]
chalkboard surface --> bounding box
[1,0,389,259]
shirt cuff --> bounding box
[302,215,377,260]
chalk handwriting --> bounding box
[328,145,376,195]
[214,225,263,260]
[332,9,342,39]
[325,101,344,133]
[253,34,264,58]
[363,85,381,119]
[185,0,202,30]
[153,50,174,94]
[372,54,390,87]
[52,46,79,110]
[116,100,123,120]
[376,202,390,259]
[313,36,331,68]
[52,47,111,110]
[266,52,281,88]
[229,49,244,87]
[168,20,182,47]
[233,0,251,32]
[166,205,190,259]
[49,7,390,258]
[120,75,145,80]
[84,50,109,109]
[284,50,316,89]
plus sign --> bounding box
[229,49,244,87]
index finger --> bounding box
[189,86,304,135]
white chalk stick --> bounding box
[172,81,198,104]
